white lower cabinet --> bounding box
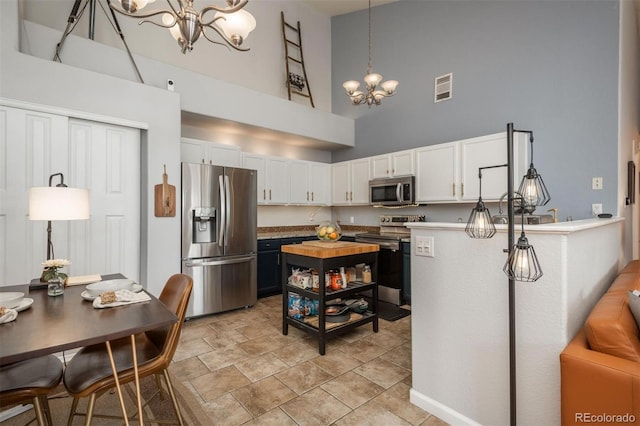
[415,132,527,203]
[331,158,370,205]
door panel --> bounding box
[69,119,140,281]
[224,167,257,256]
[221,255,257,311]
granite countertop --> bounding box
[257,225,378,240]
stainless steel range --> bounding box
[355,215,425,305]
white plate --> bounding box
[14,298,34,312]
[81,284,143,301]
[86,279,135,296]
[0,292,24,309]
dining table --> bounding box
[0,275,178,426]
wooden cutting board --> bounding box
[154,165,176,217]
[282,241,379,259]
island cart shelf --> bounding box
[281,241,379,355]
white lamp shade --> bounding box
[343,80,360,93]
[364,72,382,87]
[162,13,182,41]
[381,79,399,93]
[372,90,386,100]
[29,187,90,221]
[215,9,256,42]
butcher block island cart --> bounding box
[281,241,379,354]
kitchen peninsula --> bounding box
[281,241,379,355]
[405,218,624,426]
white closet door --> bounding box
[0,105,140,286]
[69,119,140,281]
[0,106,70,285]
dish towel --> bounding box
[0,307,18,324]
[93,289,151,309]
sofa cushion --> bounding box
[584,290,640,362]
[608,271,640,293]
[629,290,640,330]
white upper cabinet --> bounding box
[332,158,370,205]
[289,160,330,205]
[415,142,460,202]
[180,138,241,167]
[242,153,289,205]
[415,132,527,203]
[460,132,527,202]
[370,150,415,179]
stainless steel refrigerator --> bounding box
[181,162,257,318]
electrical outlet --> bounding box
[592,177,603,190]
[349,216,355,224]
[415,236,435,257]
[592,203,603,216]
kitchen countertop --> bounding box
[282,241,379,259]
[257,225,378,240]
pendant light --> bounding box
[342,0,398,106]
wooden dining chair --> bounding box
[62,273,193,426]
[0,354,64,426]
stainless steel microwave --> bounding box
[369,176,415,206]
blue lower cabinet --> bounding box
[401,241,411,305]
[257,239,282,298]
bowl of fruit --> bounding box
[315,221,342,242]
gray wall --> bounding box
[331,0,620,222]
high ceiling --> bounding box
[301,0,400,16]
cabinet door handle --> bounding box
[277,253,280,265]
[461,183,464,197]
[311,192,314,201]
[350,191,353,201]
[307,191,309,201]
[452,183,456,196]
[269,189,272,200]
[345,191,349,201]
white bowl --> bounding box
[86,279,135,297]
[0,292,25,309]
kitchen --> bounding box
[1,0,638,425]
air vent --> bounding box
[434,73,453,103]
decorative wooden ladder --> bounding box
[281,11,315,108]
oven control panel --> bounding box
[379,215,426,226]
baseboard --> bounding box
[409,388,481,426]
[0,404,32,422]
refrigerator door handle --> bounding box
[219,175,226,247]
[185,255,255,268]
[224,174,231,248]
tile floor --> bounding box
[169,295,448,425]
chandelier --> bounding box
[109,0,256,54]
[342,0,398,106]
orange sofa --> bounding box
[560,260,640,425]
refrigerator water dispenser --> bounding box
[192,207,216,243]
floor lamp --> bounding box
[465,123,549,426]
[29,173,90,262]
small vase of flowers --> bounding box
[41,259,70,297]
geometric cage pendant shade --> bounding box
[517,164,551,208]
[503,232,543,282]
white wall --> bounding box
[2,0,181,295]
[20,0,333,112]
[407,219,624,426]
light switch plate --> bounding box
[415,236,435,257]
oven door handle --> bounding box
[356,238,400,251]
